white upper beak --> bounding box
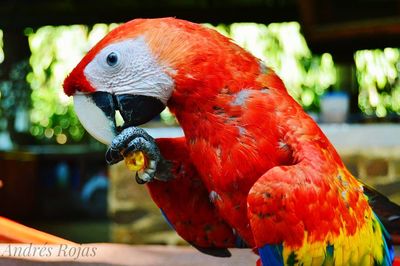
[73,93,116,145]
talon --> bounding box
[140,173,152,182]
[105,147,124,165]
[148,160,157,170]
[135,172,147,184]
[146,168,156,176]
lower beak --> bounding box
[114,94,165,128]
[73,92,165,145]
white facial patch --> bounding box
[84,37,174,105]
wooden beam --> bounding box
[297,0,400,60]
[307,17,400,61]
[311,17,400,41]
[0,0,299,29]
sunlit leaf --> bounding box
[355,48,400,116]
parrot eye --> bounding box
[106,52,119,66]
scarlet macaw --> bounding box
[63,18,399,265]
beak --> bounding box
[73,92,165,145]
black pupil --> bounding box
[107,52,118,66]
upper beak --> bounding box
[73,92,165,145]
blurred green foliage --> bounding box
[26,24,118,144]
[355,48,400,117]
[0,22,399,145]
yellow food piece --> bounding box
[124,151,146,171]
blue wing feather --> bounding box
[259,244,284,266]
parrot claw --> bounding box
[105,147,124,165]
[106,127,173,183]
[135,172,147,184]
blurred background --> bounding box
[0,0,399,245]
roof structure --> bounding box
[0,0,399,59]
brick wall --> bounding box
[108,124,400,243]
[340,153,400,204]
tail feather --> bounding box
[363,183,400,245]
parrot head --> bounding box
[64,18,258,144]
[63,19,178,144]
